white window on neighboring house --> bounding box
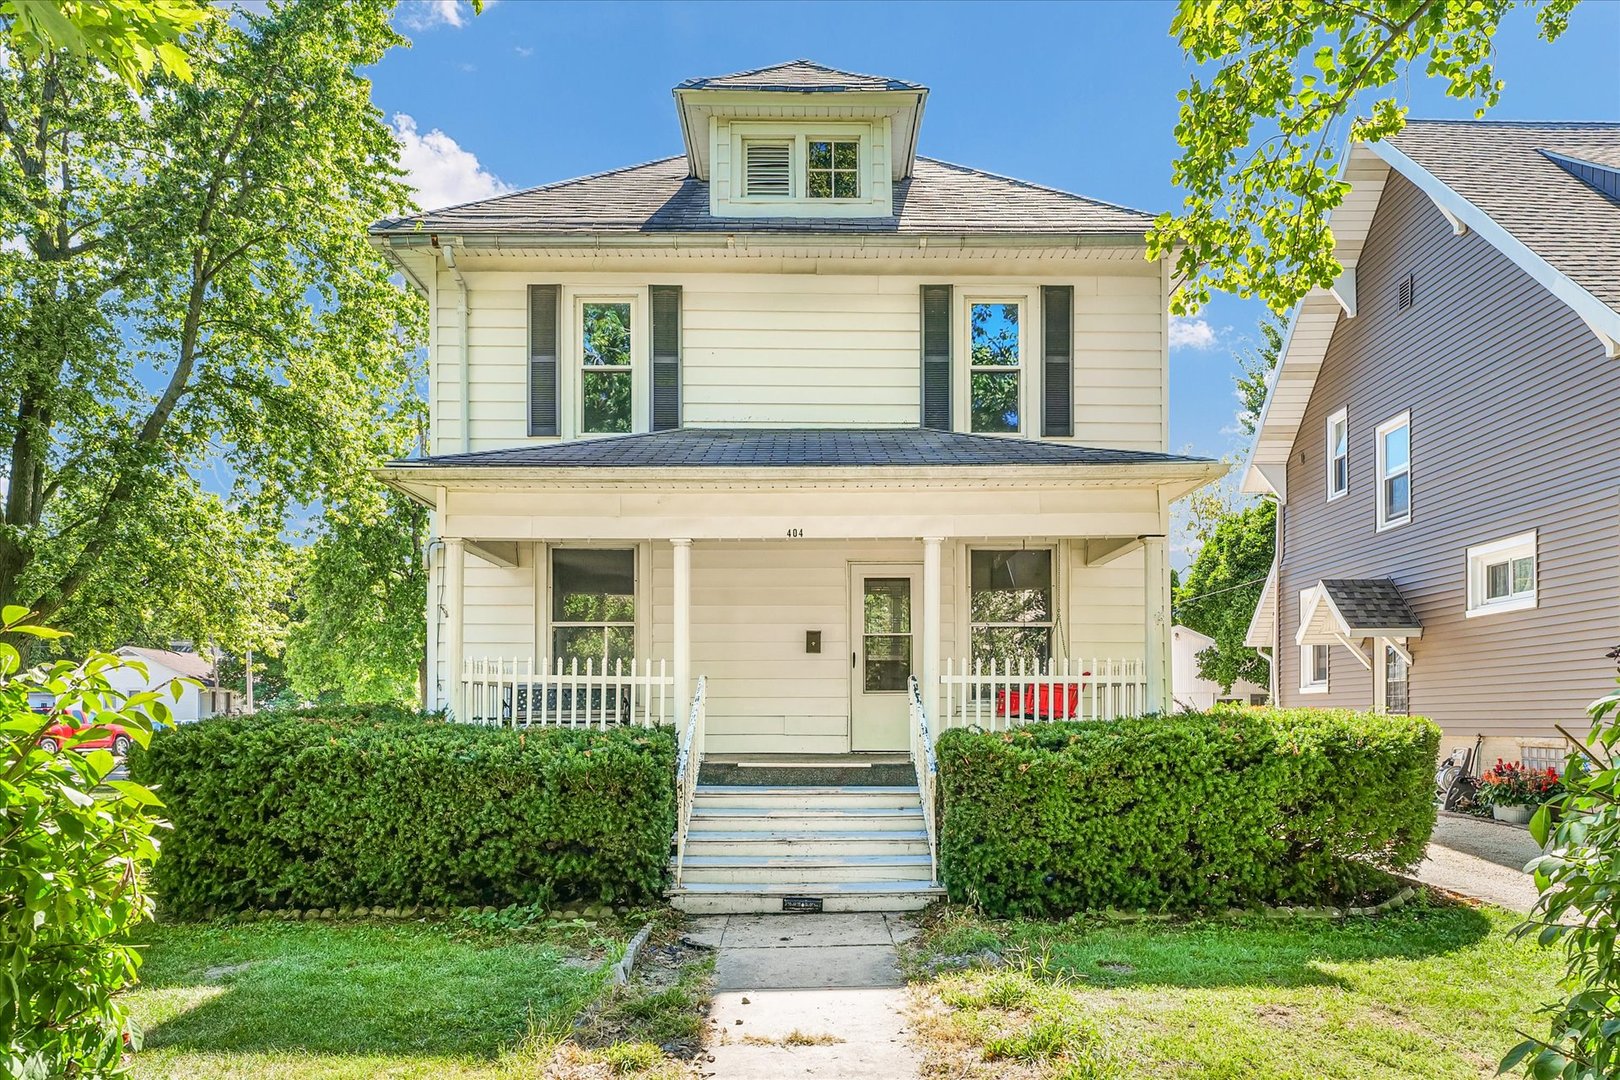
[1466,531,1537,616]
[579,300,633,434]
[968,301,1023,434]
[1299,642,1330,693]
[1376,411,1411,530]
[1384,644,1410,714]
[1326,408,1348,500]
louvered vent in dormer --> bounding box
[744,142,791,197]
[1398,273,1415,311]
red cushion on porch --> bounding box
[994,679,1092,720]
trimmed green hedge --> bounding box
[128,711,676,918]
[935,707,1439,916]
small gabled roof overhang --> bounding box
[1243,564,1279,649]
[1242,122,1620,499]
[1295,578,1422,647]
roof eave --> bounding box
[369,229,1153,252]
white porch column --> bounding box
[1142,534,1171,712]
[672,538,692,719]
[922,536,943,723]
[443,537,465,720]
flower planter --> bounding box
[1492,804,1535,825]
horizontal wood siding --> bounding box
[429,267,1166,453]
[1277,172,1620,741]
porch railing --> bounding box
[939,657,1147,730]
[673,675,707,887]
[906,675,939,885]
[460,657,673,727]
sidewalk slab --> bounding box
[716,943,899,990]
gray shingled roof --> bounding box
[389,428,1213,470]
[371,156,1155,237]
[1385,121,1620,311]
[1319,579,1422,632]
[677,59,923,93]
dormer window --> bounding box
[807,140,859,198]
[744,141,791,197]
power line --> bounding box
[1172,574,1270,610]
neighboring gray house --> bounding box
[1242,120,1620,770]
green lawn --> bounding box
[123,918,621,1079]
[905,898,1562,1080]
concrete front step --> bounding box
[669,879,946,914]
[694,785,922,809]
[681,853,935,885]
[689,806,925,832]
[685,829,931,857]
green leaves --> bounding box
[0,0,212,87]
[1,622,167,1076]
[1152,0,1580,315]
[1175,499,1276,693]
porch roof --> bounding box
[387,428,1215,470]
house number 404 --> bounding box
[786,528,805,538]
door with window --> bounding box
[849,565,921,751]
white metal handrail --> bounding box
[672,675,707,887]
[906,674,940,885]
[459,657,673,727]
[940,657,1146,730]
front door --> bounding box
[849,565,921,751]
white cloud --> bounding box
[1168,315,1218,351]
[514,45,534,58]
[401,0,472,30]
[392,114,513,210]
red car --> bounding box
[35,709,133,757]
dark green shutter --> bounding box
[650,285,681,431]
[528,284,560,436]
[920,285,952,430]
[1041,285,1073,437]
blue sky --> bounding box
[371,0,1620,465]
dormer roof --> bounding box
[672,58,929,181]
[677,59,924,93]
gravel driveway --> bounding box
[1414,812,1545,914]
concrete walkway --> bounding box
[685,912,920,1080]
[1414,812,1546,914]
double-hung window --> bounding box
[551,548,636,667]
[968,301,1022,434]
[1383,644,1410,714]
[969,549,1054,671]
[1300,642,1330,692]
[579,300,633,434]
[1326,408,1348,500]
[1466,531,1537,616]
[1375,411,1411,530]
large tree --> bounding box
[1174,498,1275,693]
[1150,0,1580,315]
[0,0,422,655]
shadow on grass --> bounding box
[128,919,607,1060]
[914,896,1500,992]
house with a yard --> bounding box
[373,60,1222,910]
[1242,120,1620,772]
[1172,624,1268,710]
[108,646,235,723]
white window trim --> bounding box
[962,543,1062,665]
[1465,530,1538,617]
[1298,588,1329,693]
[1325,407,1348,502]
[958,294,1034,438]
[803,135,864,202]
[718,120,887,216]
[1375,410,1412,532]
[538,541,650,665]
[564,291,646,440]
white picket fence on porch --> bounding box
[459,657,675,727]
[939,657,1148,731]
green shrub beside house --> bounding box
[935,707,1439,916]
[128,712,676,918]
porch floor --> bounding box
[698,753,914,788]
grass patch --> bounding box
[123,916,629,1079]
[905,896,1560,1079]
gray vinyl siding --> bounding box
[1277,172,1620,740]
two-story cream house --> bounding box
[372,61,1221,911]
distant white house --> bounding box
[107,647,235,723]
[1172,626,1268,711]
